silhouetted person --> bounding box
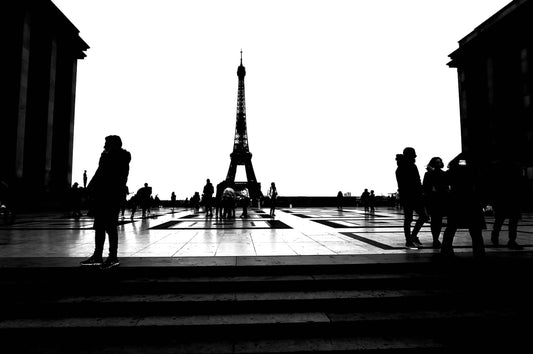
[154,194,161,209]
[441,154,486,259]
[239,187,250,218]
[423,157,449,248]
[191,192,201,213]
[81,135,131,269]
[360,189,370,212]
[395,148,428,248]
[69,182,83,218]
[369,190,376,213]
[203,178,214,217]
[129,193,138,219]
[336,191,343,211]
[489,159,525,250]
[215,181,226,218]
[222,186,236,219]
[137,183,152,218]
[268,182,278,217]
[171,192,176,213]
[120,185,129,218]
[83,170,88,189]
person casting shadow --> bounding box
[81,135,131,269]
[203,178,214,217]
[360,189,370,213]
[337,191,343,211]
[441,153,486,259]
[395,147,429,249]
[423,157,449,248]
[268,182,278,217]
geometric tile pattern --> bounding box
[0,206,531,258]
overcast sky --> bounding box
[53,0,511,200]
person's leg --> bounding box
[94,225,106,259]
[403,205,414,243]
[507,215,522,249]
[491,212,504,246]
[441,225,457,257]
[411,205,429,245]
[430,213,443,247]
[469,227,485,258]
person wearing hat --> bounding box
[395,147,429,249]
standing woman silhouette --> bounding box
[268,182,278,217]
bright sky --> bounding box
[53,0,510,200]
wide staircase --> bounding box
[1,253,531,353]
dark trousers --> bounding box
[430,213,443,242]
[442,225,485,258]
[93,207,120,259]
[492,213,518,242]
[403,204,428,242]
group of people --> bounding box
[396,146,524,258]
[187,180,278,219]
[80,135,525,269]
[360,189,376,213]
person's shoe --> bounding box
[412,238,423,247]
[405,241,418,249]
[490,232,499,246]
[80,256,103,266]
[507,241,524,250]
[432,240,442,248]
[101,257,120,269]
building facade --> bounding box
[448,1,533,170]
[1,0,88,209]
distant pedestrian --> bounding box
[129,193,138,219]
[395,148,428,249]
[215,181,226,218]
[440,153,486,258]
[171,192,177,213]
[336,191,343,211]
[489,159,525,250]
[81,135,131,269]
[83,170,88,189]
[203,178,215,217]
[222,186,236,219]
[369,190,376,213]
[191,192,201,213]
[268,182,278,217]
[360,189,370,212]
[137,183,152,218]
[69,182,83,218]
[423,157,449,248]
[239,187,250,218]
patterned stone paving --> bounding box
[0,206,531,258]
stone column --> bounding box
[44,38,58,190]
[15,10,31,179]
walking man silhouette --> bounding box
[81,135,131,269]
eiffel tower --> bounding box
[225,51,261,199]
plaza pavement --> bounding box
[1,206,532,268]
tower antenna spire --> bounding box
[240,49,243,65]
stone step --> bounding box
[4,288,487,318]
[1,308,526,352]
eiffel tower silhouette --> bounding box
[225,51,261,199]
